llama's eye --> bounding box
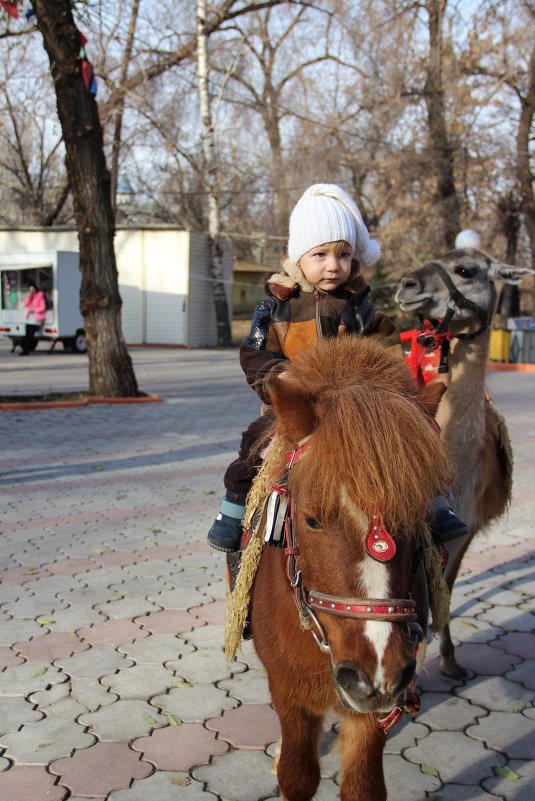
[305,516,322,530]
[454,266,477,279]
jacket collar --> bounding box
[267,257,369,302]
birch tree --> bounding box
[197,0,231,346]
[109,0,140,217]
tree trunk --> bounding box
[516,38,535,311]
[197,0,231,346]
[264,103,289,252]
[110,0,140,218]
[424,0,461,250]
[32,0,138,396]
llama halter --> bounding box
[417,260,491,373]
[423,260,491,339]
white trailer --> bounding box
[0,228,233,347]
[0,251,86,352]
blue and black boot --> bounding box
[207,490,247,553]
[429,497,469,543]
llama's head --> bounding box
[396,248,533,330]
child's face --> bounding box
[299,241,352,292]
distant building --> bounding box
[233,260,270,316]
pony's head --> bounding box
[265,336,451,713]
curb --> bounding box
[0,394,163,411]
[488,361,535,373]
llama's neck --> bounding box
[435,327,490,443]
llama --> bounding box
[396,247,533,677]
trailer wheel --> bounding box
[71,331,86,354]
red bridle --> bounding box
[280,439,422,730]
[282,440,417,634]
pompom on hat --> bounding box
[288,183,381,267]
[455,229,481,249]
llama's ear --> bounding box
[417,381,447,418]
[266,371,317,444]
[488,259,534,285]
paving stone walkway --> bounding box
[0,341,533,800]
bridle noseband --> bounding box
[424,261,490,338]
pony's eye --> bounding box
[454,266,477,279]
[305,516,322,530]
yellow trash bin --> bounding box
[489,329,511,362]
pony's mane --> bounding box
[278,337,452,534]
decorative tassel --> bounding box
[0,1,18,19]
[81,59,93,92]
[78,29,97,96]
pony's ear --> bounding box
[487,259,534,285]
[266,371,317,444]
[416,381,447,418]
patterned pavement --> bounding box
[0,339,534,801]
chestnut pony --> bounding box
[248,336,451,801]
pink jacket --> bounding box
[24,290,47,322]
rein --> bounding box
[418,261,490,373]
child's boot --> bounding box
[207,490,247,553]
[429,496,469,543]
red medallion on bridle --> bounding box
[366,513,396,562]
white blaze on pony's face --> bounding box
[340,486,393,690]
[358,556,392,690]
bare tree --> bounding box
[32,0,138,396]
[385,0,461,249]
[459,0,534,306]
[0,38,71,225]
[109,0,140,217]
[3,0,531,319]
[517,36,535,267]
[197,0,231,345]
[224,7,333,244]
[422,0,461,247]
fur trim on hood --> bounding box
[267,257,369,301]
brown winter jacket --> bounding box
[240,258,402,403]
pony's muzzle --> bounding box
[333,658,417,712]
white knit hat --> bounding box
[287,183,381,267]
[455,229,481,249]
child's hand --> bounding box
[262,362,289,401]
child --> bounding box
[208,183,467,552]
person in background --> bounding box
[21,280,46,355]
